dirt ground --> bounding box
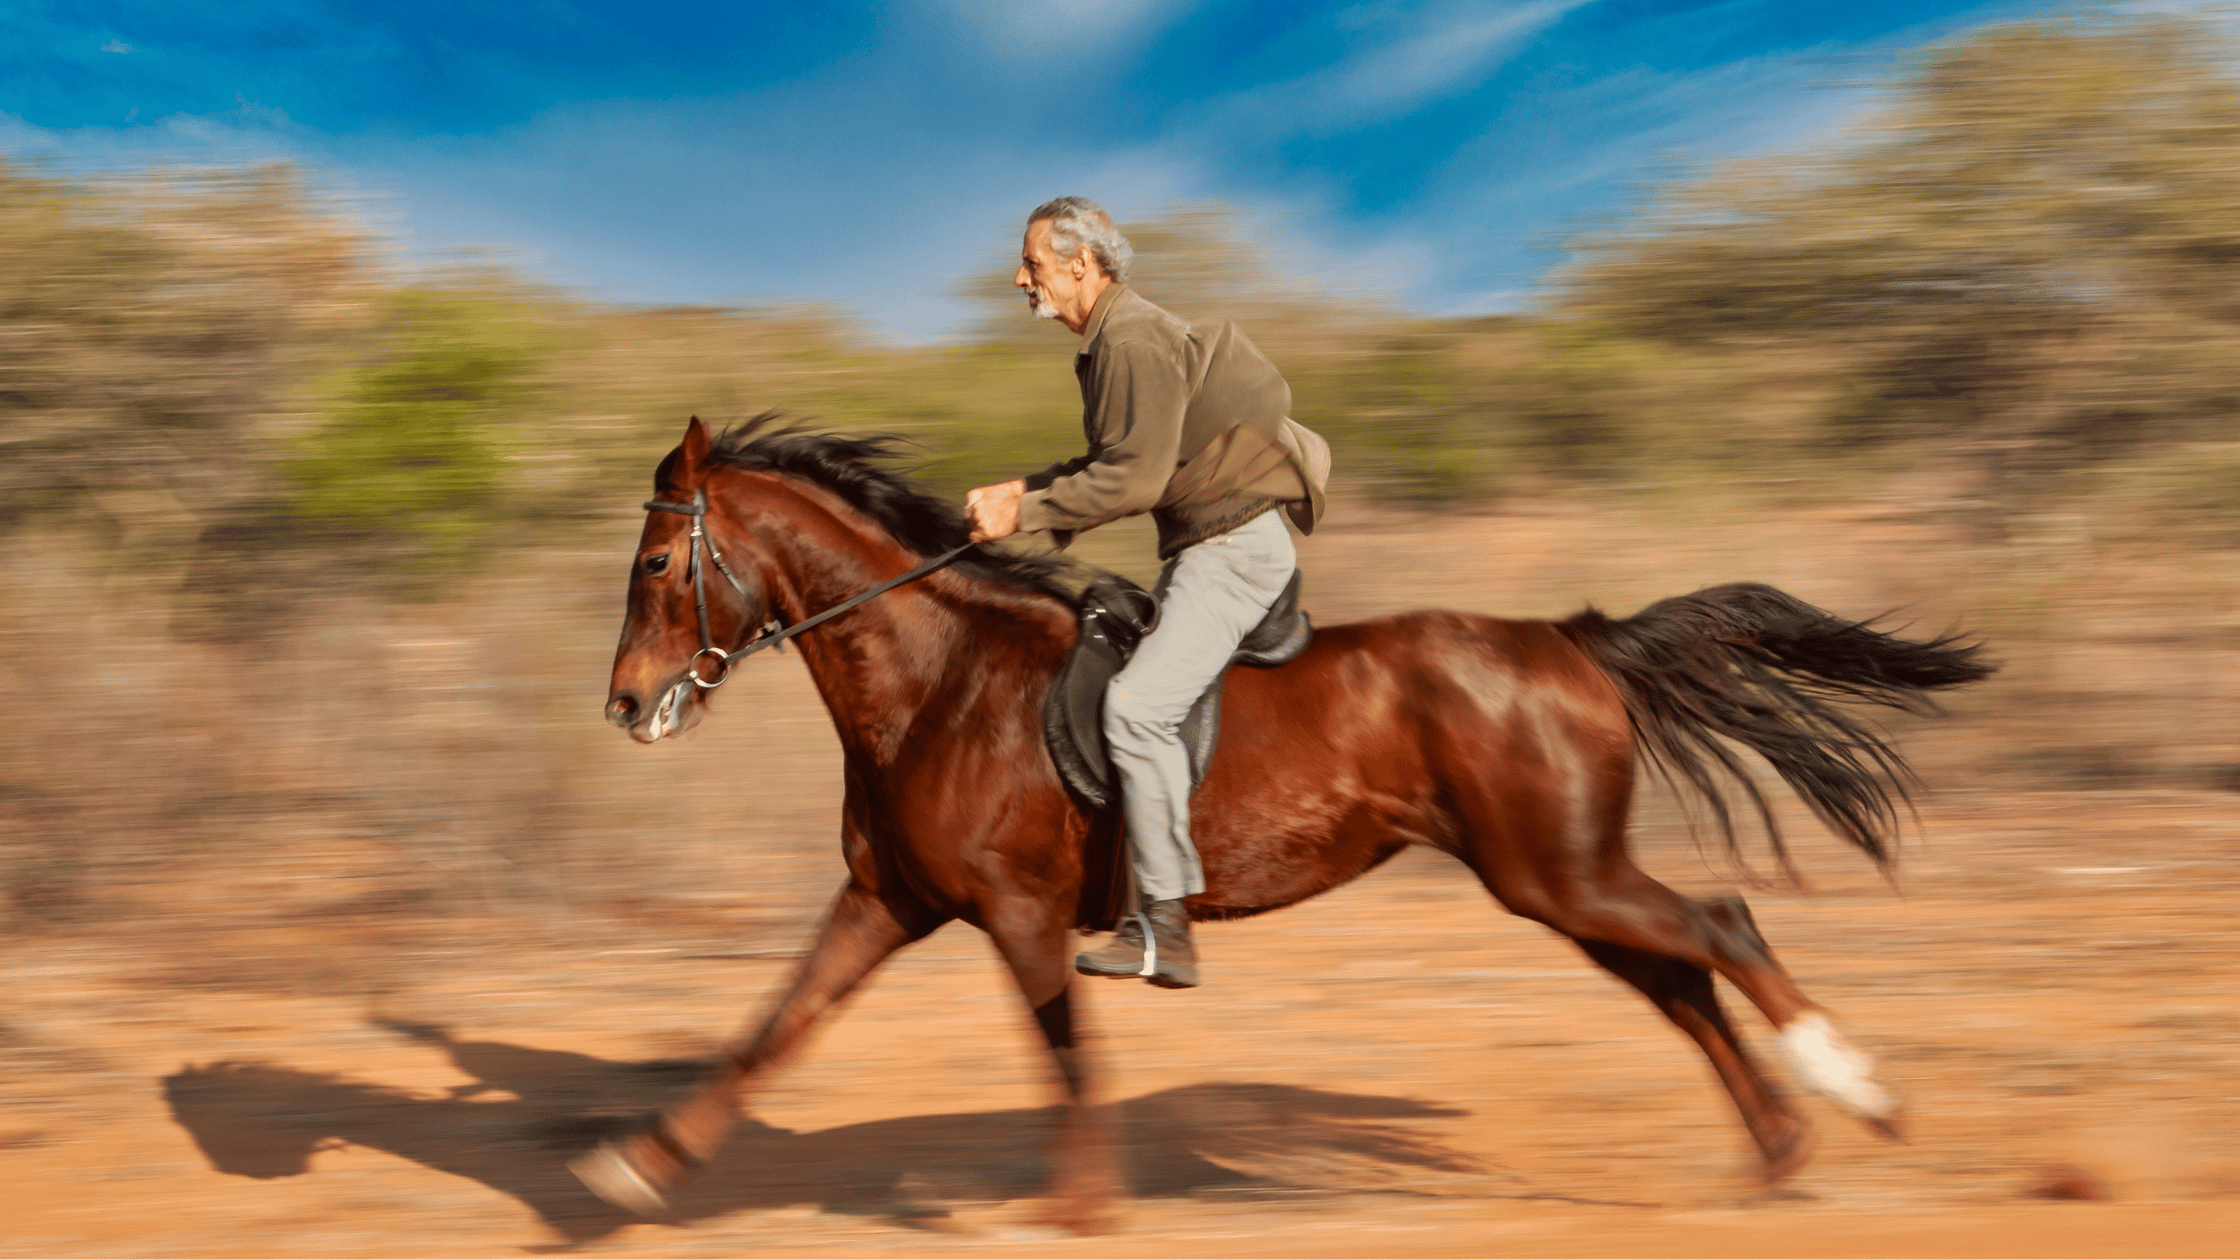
[4,499,2237,1258]
[7,778,2238,1254]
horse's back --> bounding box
[1220,608,1622,736]
[1185,609,1632,914]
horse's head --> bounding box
[606,417,774,743]
[163,1062,369,1179]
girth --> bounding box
[1042,568,1313,812]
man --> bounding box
[963,196,1329,989]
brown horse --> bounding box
[577,415,1992,1227]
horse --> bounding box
[576,414,1993,1228]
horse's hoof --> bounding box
[1758,1117,1815,1186]
[1036,1197,1117,1236]
[572,1143,670,1217]
[1781,1012,1902,1129]
[1863,1110,1909,1144]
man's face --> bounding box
[1014,218,1081,322]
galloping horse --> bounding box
[577,415,1991,1226]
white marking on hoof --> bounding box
[1782,1012,1898,1122]
[571,1144,669,1217]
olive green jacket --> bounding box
[1017,284,1329,558]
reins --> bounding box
[643,486,971,689]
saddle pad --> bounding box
[1042,569,1313,812]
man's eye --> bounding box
[643,554,670,576]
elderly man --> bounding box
[964,196,1329,989]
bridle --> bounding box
[641,487,972,690]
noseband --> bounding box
[642,487,972,689]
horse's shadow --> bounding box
[161,1018,1495,1245]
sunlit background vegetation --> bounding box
[2,16,2234,931]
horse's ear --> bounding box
[680,416,712,479]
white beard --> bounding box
[1029,290,1062,321]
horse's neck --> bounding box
[755,509,1022,766]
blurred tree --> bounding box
[0,161,366,539]
[1559,19,2240,473]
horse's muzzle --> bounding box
[609,678,699,742]
[606,693,641,730]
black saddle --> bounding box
[1042,569,1314,812]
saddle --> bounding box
[1042,569,1314,812]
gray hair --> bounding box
[1028,196,1133,281]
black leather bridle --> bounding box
[642,487,972,690]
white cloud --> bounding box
[1322,0,1590,119]
[0,102,310,173]
[1204,0,1590,135]
[101,39,131,53]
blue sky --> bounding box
[5,0,2077,340]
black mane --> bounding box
[695,413,1082,602]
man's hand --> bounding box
[964,479,1026,543]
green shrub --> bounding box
[285,291,540,574]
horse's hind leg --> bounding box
[1693,893,1903,1140]
[1482,849,1904,1152]
[1451,751,1906,1183]
[1459,824,1816,1181]
[573,878,940,1214]
[981,893,1119,1233]
[1570,939,1813,1183]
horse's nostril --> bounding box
[607,695,639,728]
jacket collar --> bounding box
[1076,281,1128,355]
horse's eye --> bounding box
[643,553,670,576]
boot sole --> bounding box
[1074,956,1145,979]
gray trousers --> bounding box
[1103,509,1297,901]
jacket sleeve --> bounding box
[1017,337,1188,535]
[1021,453,1095,491]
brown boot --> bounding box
[1074,911,1148,979]
[1073,899,1198,988]
[1142,898,1198,989]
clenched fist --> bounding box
[964,479,1026,543]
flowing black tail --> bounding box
[1560,582,1995,873]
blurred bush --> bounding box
[282,289,548,580]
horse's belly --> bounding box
[1188,683,1440,909]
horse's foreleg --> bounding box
[573,879,936,1214]
[1571,938,1813,1184]
[981,896,1119,1234]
